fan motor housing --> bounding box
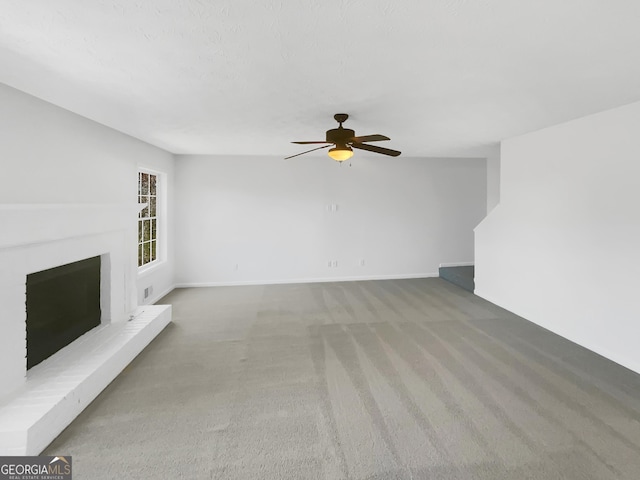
[326,128,354,144]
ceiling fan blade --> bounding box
[284,144,331,159]
[352,142,401,157]
[292,141,331,144]
[349,134,390,143]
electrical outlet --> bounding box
[332,260,338,267]
[360,259,365,266]
[144,286,153,299]
[328,260,332,267]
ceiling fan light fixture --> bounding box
[285,114,401,161]
[328,145,353,162]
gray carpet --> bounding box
[44,278,640,479]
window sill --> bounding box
[137,259,166,278]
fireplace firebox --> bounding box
[26,256,102,369]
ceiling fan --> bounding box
[286,113,401,162]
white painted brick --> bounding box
[0,206,170,455]
[1,205,140,402]
[0,306,171,455]
[0,430,27,456]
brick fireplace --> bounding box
[0,204,171,455]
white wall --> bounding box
[475,100,640,374]
[0,83,175,306]
[174,155,486,286]
[485,146,501,213]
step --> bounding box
[439,265,475,292]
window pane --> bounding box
[151,241,156,261]
[138,220,143,243]
[151,219,157,240]
[150,174,157,195]
[138,244,143,267]
[141,173,149,195]
[143,242,151,264]
[143,220,151,242]
[140,195,149,218]
[138,172,143,195]
[150,196,156,217]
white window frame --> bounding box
[137,169,162,272]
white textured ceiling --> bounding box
[2,0,640,157]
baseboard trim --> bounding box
[174,273,438,288]
[439,262,475,268]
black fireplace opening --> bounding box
[26,256,102,369]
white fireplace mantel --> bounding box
[0,203,138,250]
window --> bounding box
[138,171,158,267]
